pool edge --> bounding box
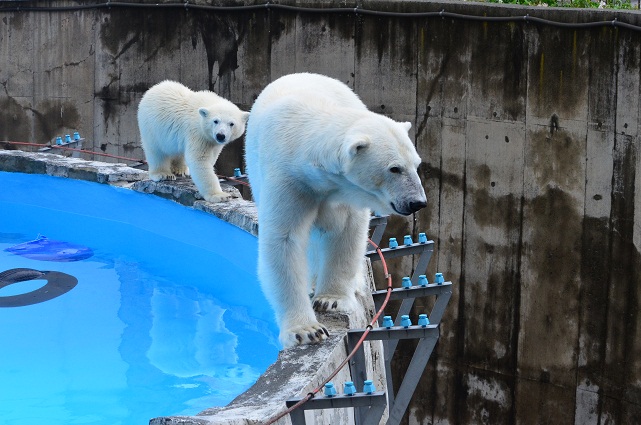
[0,149,256,236]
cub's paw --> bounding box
[203,192,232,203]
[280,323,330,348]
[149,172,176,182]
[173,170,190,178]
[312,294,359,313]
[171,166,190,177]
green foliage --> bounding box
[482,0,633,8]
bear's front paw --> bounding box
[203,192,232,203]
[280,323,330,348]
[312,294,359,313]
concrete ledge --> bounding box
[0,149,147,183]
[0,149,386,425]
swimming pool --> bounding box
[0,171,279,425]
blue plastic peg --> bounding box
[64,134,71,143]
[73,131,80,141]
[418,274,429,287]
[233,167,242,177]
[418,314,430,327]
[402,276,412,289]
[404,235,413,245]
[56,136,63,145]
[363,380,376,394]
[401,314,412,328]
[382,315,394,329]
[324,382,337,397]
[388,237,398,249]
[435,272,444,284]
[418,232,428,244]
[344,381,356,396]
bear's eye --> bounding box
[389,166,402,174]
[229,122,234,127]
[213,120,219,125]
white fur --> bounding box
[138,80,250,203]
[245,73,427,348]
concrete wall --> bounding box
[2,1,641,423]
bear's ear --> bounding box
[241,111,250,124]
[401,121,412,133]
[347,139,370,157]
[335,136,370,174]
[198,107,209,118]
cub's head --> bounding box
[337,115,427,216]
[198,104,250,145]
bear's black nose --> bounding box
[216,133,226,142]
[409,200,427,213]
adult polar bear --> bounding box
[138,81,249,203]
[245,73,427,348]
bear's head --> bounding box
[198,104,250,145]
[337,116,427,216]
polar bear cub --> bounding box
[138,80,250,203]
[245,73,427,348]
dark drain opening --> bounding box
[0,268,78,307]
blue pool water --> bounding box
[0,171,279,425]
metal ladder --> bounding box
[286,215,453,425]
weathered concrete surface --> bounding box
[0,149,148,183]
[0,150,387,424]
[3,1,641,424]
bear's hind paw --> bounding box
[281,323,330,348]
[312,294,359,313]
[203,192,233,203]
[171,166,190,177]
[149,172,176,182]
